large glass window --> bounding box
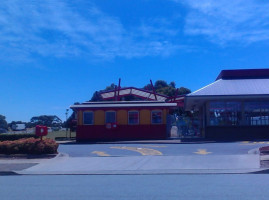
[105,111,116,123]
[151,110,162,124]
[83,112,94,125]
[128,111,139,125]
[245,102,269,125]
[209,102,241,126]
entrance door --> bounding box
[176,115,202,138]
[166,115,179,138]
[167,114,203,138]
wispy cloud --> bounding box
[0,0,182,62]
[182,0,269,45]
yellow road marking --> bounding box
[110,146,162,156]
[194,149,212,155]
[240,141,269,145]
[91,151,110,156]
[142,145,167,148]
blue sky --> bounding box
[1,0,269,122]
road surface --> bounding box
[0,174,268,200]
[58,141,269,157]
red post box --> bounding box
[35,125,48,137]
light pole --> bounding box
[65,109,69,139]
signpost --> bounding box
[35,125,48,140]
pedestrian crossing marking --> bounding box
[240,141,269,145]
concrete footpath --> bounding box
[10,153,264,175]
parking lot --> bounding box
[58,141,269,157]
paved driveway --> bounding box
[58,141,269,157]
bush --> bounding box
[0,138,58,155]
[0,134,38,141]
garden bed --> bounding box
[0,138,59,155]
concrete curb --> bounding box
[0,154,58,159]
[250,146,269,168]
[15,168,267,175]
[248,148,260,154]
[0,171,19,176]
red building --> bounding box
[70,101,177,141]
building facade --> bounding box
[70,101,177,141]
[185,69,269,140]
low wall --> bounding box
[205,126,269,140]
[76,124,167,141]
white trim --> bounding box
[83,111,94,125]
[188,79,222,96]
[128,110,139,125]
[151,110,163,124]
[71,103,177,109]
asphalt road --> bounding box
[58,141,269,157]
[1,174,269,200]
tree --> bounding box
[154,80,168,90]
[0,115,8,130]
[169,81,176,88]
[90,80,191,101]
[178,87,191,95]
[30,115,62,127]
[145,80,191,97]
[91,91,102,102]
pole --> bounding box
[65,109,69,139]
[150,80,157,100]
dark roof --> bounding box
[216,69,269,80]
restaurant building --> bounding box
[184,69,269,140]
[70,101,177,141]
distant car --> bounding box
[0,128,8,133]
[11,124,26,131]
[51,127,60,131]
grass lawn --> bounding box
[46,130,76,140]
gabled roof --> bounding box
[188,78,269,97]
[188,69,269,97]
[99,87,168,101]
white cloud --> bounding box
[183,0,269,45]
[0,0,182,62]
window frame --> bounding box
[83,111,94,125]
[208,101,242,126]
[128,111,139,125]
[151,110,163,124]
[105,111,116,124]
[244,101,269,126]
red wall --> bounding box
[76,124,167,141]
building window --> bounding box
[106,111,116,123]
[151,110,162,124]
[128,111,139,125]
[83,112,94,125]
[209,101,241,126]
[245,102,269,125]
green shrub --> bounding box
[0,138,59,155]
[0,134,38,141]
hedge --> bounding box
[0,134,38,141]
[0,137,59,155]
